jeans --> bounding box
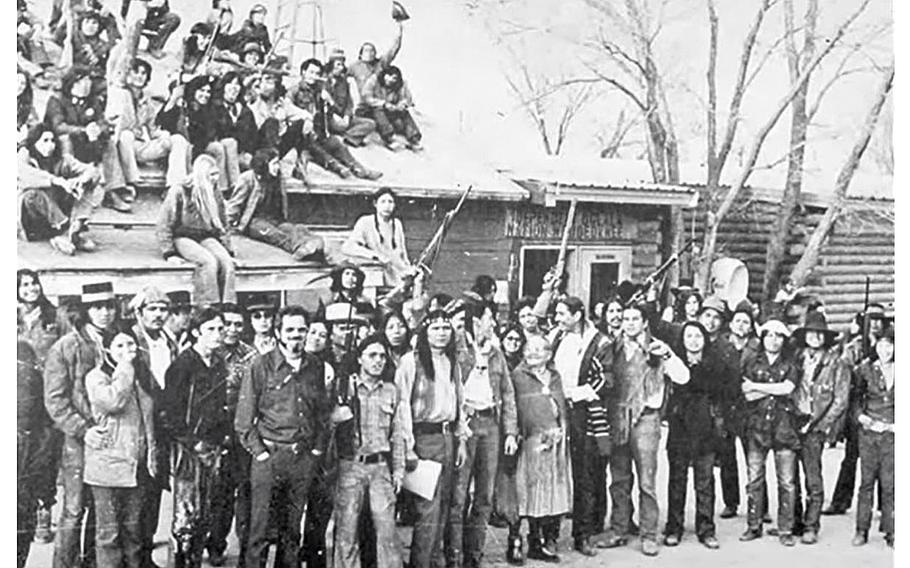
[144,12,182,53]
[718,434,741,509]
[411,431,456,568]
[332,460,401,568]
[246,445,317,568]
[745,441,796,533]
[830,419,859,510]
[527,516,560,543]
[447,414,500,568]
[568,406,608,540]
[609,409,661,541]
[856,429,894,535]
[173,237,237,305]
[246,217,325,259]
[20,183,100,241]
[206,444,246,559]
[53,437,96,568]
[18,432,39,568]
[665,449,716,538]
[264,118,364,174]
[329,114,376,146]
[139,484,161,568]
[116,131,189,187]
[794,432,826,532]
[172,460,216,568]
[91,485,143,568]
[367,108,421,144]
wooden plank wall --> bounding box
[684,189,894,330]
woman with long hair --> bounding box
[498,323,527,372]
[341,187,412,287]
[18,68,37,148]
[226,147,327,261]
[379,309,412,367]
[17,269,59,361]
[18,124,102,255]
[663,321,733,549]
[83,323,159,568]
[214,71,258,174]
[157,153,236,304]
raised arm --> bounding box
[108,0,148,88]
[380,21,403,66]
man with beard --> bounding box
[44,281,119,568]
[235,305,332,568]
[361,65,422,151]
[162,307,231,568]
[208,303,258,567]
[128,286,177,568]
[289,59,382,180]
[596,296,624,341]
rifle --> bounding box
[545,199,578,289]
[625,239,695,307]
[379,185,473,306]
[860,275,871,358]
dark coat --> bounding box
[792,348,851,442]
[44,93,107,137]
[741,350,801,450]
[214,100,259,154]
[132,323,178,488]
[666,347,737,455]
[455,339,519,438]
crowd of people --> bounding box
[17,252,895,568]
[17,0,422,279]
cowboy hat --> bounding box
[792,311,839,347]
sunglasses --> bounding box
[251,312,272,319]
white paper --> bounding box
[566,383,598,403]
[402,459,443,500]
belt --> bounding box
[413,421,452,435]
[262,439,306,452]
[350,451,390,464]
[470,407,496,418]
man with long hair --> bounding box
[361,65,422,151]
[396,309,469,568]
[225,147,328,261]
[44,281,119,568]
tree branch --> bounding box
[706,0,719,164]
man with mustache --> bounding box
[128,285,177,568]
[235,305,332,568]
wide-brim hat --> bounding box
[759,319,791,338]
[392,1,410,21]
[166,290,192,311]
[700,295,727,318]
[792,310,838,347]
[244,292,279,313]
[81,282,115,305]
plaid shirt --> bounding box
[341,375,406,477]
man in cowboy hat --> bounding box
[738,319,802,547]
[239,41,264,67]
[164,290,193,353]
[244,292,279,354]
[44,281,118,568]
[325,302,372,370]
[789,311,850,544]
[129,285,178,568]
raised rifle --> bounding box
[544,199,578,290]
[625,239,695,307]
[378,185,473,306]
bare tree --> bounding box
[504,63,594,155]
[760,0,817,300]
[788,66,893,286]
[696,0,873,290]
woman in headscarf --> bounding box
[18,125,102,255]
[157,153,236,304]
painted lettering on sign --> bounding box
[504,206,627,241]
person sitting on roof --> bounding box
[248,73,312,181]
[17,1,55,80]
[158,75,241,193]
[157,153,237,305]
[105,2,190,212]
[50,0,121,47]
[225,148,328,262]
[140,0,181,60]
[361,65,422,152]
[235,4,271,53]
[289,58,383,180]
[238,41,264,68]
[18,125,102,255]
[72,10,116,98]
[325,48,376,147]
[349,16,404,95]
[214,71,259,173]
[341,187,413,288]
[44,66,113,169]
[176,21,222,82]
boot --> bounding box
[351,164,383,180]
[104,190,132,212]
[506,536,524,566]
[50,235,75,255]
[526,537,558,563]
[33,506,53,543]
